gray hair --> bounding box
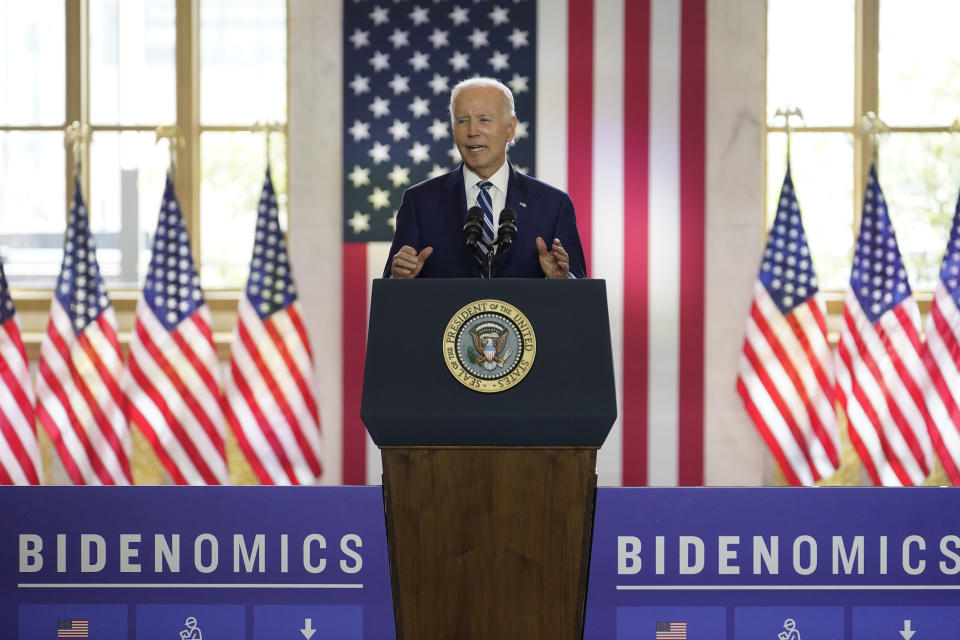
[448,77,516,124]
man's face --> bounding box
[452,86,516,180]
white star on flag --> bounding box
[368,187,391,210]
[448,5,469,26]
[348,211,371,233]
[428,73,450,95]
[508,28,529,49]
[348,120,371,141]
[508,73,529,94]
[488,50,510,71]
[408,141,430,164]
[408,96,431,118]
[349,74,371,95]
[369,50,390,72]
[349,28,370,49]
[428,28,449,49]
[469,28,489,49]
[369,5,389,26]
[388,119,411,141]
[389,28,409,48]
[348,165,371,188]
[427,119,449,140]
[368,141,391,164]
[387,165,411,187]
[488,5,510,26]
[369,96,391,118]
[409,5,429,26]
[448,50,470,71]
[388,74,410,94]
[408,50,431,72]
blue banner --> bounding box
[0,487,395,640]
[584,488,960,639]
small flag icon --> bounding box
[57,619,88,638]
[656,621,687,640]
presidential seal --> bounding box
[443,299,536,393]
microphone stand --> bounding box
[484,246,495,279]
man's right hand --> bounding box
[390,245,434,278]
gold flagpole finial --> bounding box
[65,121,92,176]
[860,112,889,165]
[950,117,960,134]
[774,105,804,168]
[155,125,185,182]
[254,121,285,170]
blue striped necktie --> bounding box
[476,181,496,251]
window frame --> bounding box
[764,0,956,322]
[0,0,291,358]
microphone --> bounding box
[496,207,518,254]
[463,206,484,249]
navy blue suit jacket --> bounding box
[382,163,588,278]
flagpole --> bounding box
[156,125,185,186]
[64,121,91,182]
[254,121,285,171]
[773,106,803,170]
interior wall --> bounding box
[287,0,774,485]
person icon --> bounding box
[777,618,800,640]
[179,617,202,640]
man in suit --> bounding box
[385,77,587,279]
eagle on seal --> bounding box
[470,325,510,370]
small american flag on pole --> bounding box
[225,169,323,485]
[920,187,960,484]
[835,163,936,485]
[737,168,840,485]
[0,256,41,485]
[36,177,130,485]
[123,175,228,485]
[57,618,89,638]
[655,621,687,640]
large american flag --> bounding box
[35,177,130,485]
[835,163,937,486]
[225,169,323,485]
[737,168,840,485]
[123,175,228,485]
[920,188,960,484]
[0,256,41,485]
[340,0,707,487]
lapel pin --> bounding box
[518,201,527,208]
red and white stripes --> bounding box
[36,301,130,485]
[0,315,40,485]
[124,300,227,485]
[225,296,323,485]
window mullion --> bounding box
[854,0,879,233]
[65,0,90,212]
[175,0,201,267]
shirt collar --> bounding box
[463,162,510,196]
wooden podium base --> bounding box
[381,447,597,640]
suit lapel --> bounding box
[443,165,468,222]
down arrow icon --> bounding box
[899,619,915,640]
[301,618,317,639]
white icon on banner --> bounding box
[899,619,916,640]
[179,616,203,639]
[777,618,801,640]
[300,617,317,639]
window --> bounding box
[0,0,287,318]
[766,0,960,298]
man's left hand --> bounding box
[536,236,570,279]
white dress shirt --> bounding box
[462,162,510,240]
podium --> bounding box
[362,278,616,640]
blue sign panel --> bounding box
[0,487,395,640]
[584,488,960,640]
